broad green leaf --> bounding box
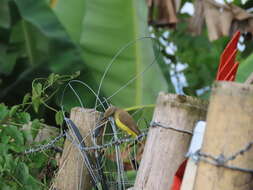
[14,0,85,73]
[236,53,253,83]
[80,0,168,107]
[53,0,85,43]
[10,20,50,67]
[54,0,168,108]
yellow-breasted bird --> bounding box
[102,106,141,138]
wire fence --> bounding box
[24,114,149,190]
[23,115,253,190]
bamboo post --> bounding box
[133,92,207,190]
[193,82,253,189]
[53,108,101,190]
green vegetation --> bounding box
[0,103,52,189]
[1,0,253,189]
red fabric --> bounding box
[170,159,188,190]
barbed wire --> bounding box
[194,140,253,174]
[24,130,148,154]
[24,119,197,154]
[24,132,66,154]
[150,121,193,135]
[81,132,147,151]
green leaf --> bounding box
[22,93,31,105]
[14,162,29,184]
[47,73,57,86]
[0,104,8,121]
[81,1,168,107]
[9,144,24,153]
[4,125,24,145]
[32,83,43,97]
[32,97,41,113]
[9,106,19,117]
[1,135,11,144]
[2,154,15,172]
[53,0,85,43]
[0,143,9,155]
[31,119,41,138]
[10,20,51,67]
[17,112,31,124]
[55,111,64,125]
[14,0,85,73]
[236,53,253,83]
[0,182,11,190]
[32,83,43,112]
[54,0,168,108]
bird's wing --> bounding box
[118,111,141,135]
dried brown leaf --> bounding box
[148,0,179,27]
[189,0,253,41]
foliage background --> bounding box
[0,0,253,189]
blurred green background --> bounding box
[0,0,253,189]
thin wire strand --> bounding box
[68,83,85,109]
[60,80,106,115]
[150,121,193,135]
[95,36,161,110]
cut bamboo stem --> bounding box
[52,108,101,190]
[133,92,207,190]
[193,82,253,189]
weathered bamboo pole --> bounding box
[133,92,207,190]
[193,82,253,189]
[53,108,101,190]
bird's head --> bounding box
[102,106,117,119]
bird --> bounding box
[101,106,141,138]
